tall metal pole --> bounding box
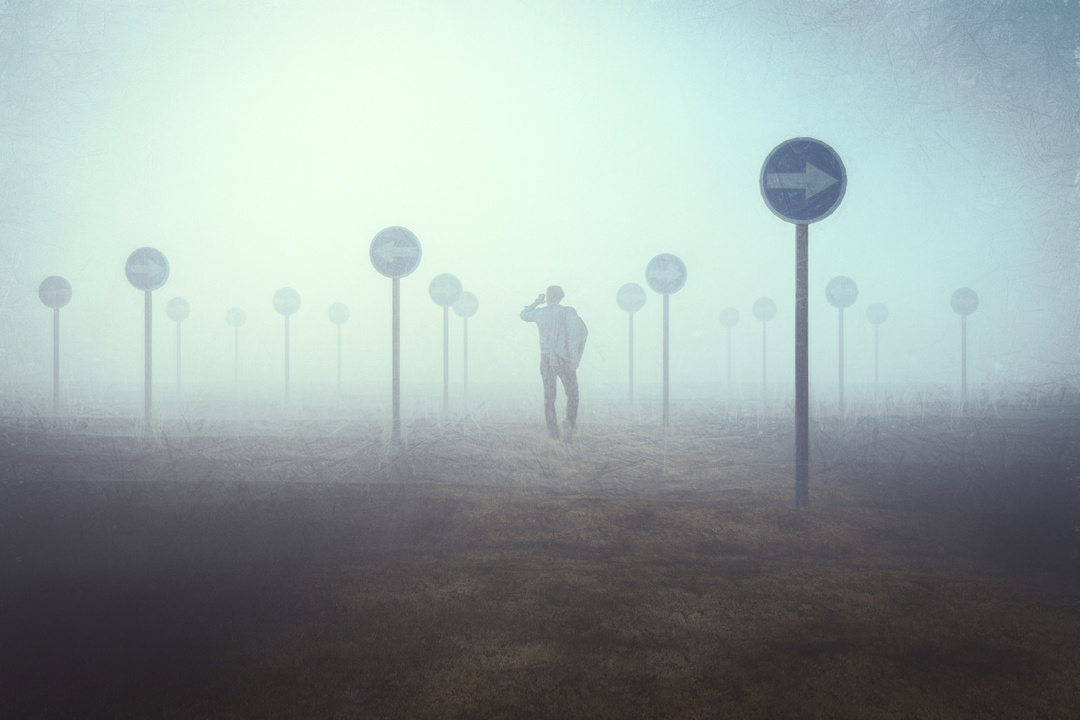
[463,316,469,407]
[175,321,182,393]
[874,322,880,400]
[53,307,60,417]
[838,306,845,414]
[284,315,290,403]
[392,277,401,450]
[336,323,342,396]
[662,293,670,427]
[961,314,968,406]
[795,224,809,507]
[761,319,767,410]
[726,325,732,400]
[233,327,239,394]
[442,305,449,415]
[144,289,152,425]
[628,312,634,403]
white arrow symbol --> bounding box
[374,242,419,262]
[130,259,165,279]
[765,162,839,200]
[653,263,683,284]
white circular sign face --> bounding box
[370,226,422,279]
[825,275,858,309]
[752,297,777,322]
[125,247,170,291]
[429,273,463,307]
[39,275,72,309]
[719,307,740,328]
[166,297,191,322]
[273,287,301,316]
[226,307,246,328]
[616,282,646,313]
[645,254,687,295]
[453,291,479,318]
[328,302,350,325]
[866,302,889,325]
[951,287,979,316]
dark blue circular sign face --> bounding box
[760,138,846,224]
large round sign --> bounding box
[429,273,463,307]
[752,297,777,323]
[760,138,846,224]
[125,247,170,291]
[226,307,246,328]
[370,226,422,279]
[453,291,479,319]
[38,276,72,309]
[616,283,646,313]
[951,287,979,316]
[825,275,858,309]
[328,302,350,325]
[719,307,740,328]
[645,254,687,295]
[273,287,301,316]
[166,297,190,322]
[866,303,889,325]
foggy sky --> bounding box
[2,0,1078,411]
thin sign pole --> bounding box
[53,307,60,417]
[628,312,634,403]
[233,327,239,394]
[662,293,670,427]
[838,307,845,414]
[176,321,182,393]
[337,323,342,396]
[144,289,152,424]
[463,316,469,406]
[284,315,291,403]
[443,305,449,415]
[874,323,880,400]
[761,319,767,409]
[726,325,732,400]
[392,277,401,450]
[961,314,967,406]
[795,223,809,507]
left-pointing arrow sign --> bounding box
[765,161,839,200]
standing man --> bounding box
[521,285,588,441]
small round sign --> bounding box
[38,276,72,309]
[125,247,170,291]
[645,254,687,295]
[453,291,479,319]
[866,303,889,325]
[166,297,191,322]
[951,287,979,316]
[761,138,846,224]
[616,283,646,313]
[328,302,350,325]
[825,276,858,309]
[273,287,301,316]
[226,307,246,328]
[370,226,422,279]
[719,307,740,328]
[429,273,463,307]
[752,297,777,323]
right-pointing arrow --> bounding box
[374,242,420,262]
[765,161,839,200]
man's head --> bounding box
[546,285,565,304]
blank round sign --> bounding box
[273,287,301,316]
[752,297,777,323]
[951,287,979,316]
[866,303,889,325]
[39,276,72,309]
[226,307,246,328]
[328,303,350,325]
[825,276,858,309]
[429,273,463,307]
[616,283,646,313]
[719,307,740,328]
[453,291,479,318]
[166,297,191,322]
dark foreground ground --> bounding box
[1,410,1078,718]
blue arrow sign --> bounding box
[370,226,422,279]
[125,247,170,291]
[760,138,846,224]
[645,254,686,295]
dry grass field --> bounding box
[1,406,1078,718]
